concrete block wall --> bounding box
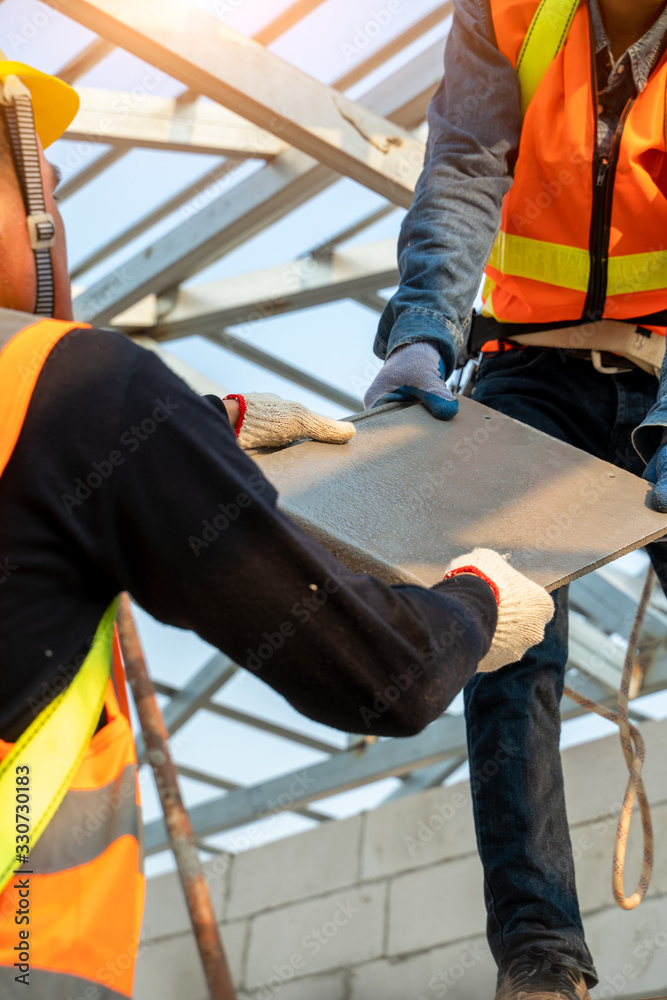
[134,720,667,1000]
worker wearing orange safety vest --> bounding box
[366,0,667,996]
[0,59,555,999]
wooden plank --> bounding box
[255,400,667,591]
[41,0,424,207]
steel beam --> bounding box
[123,238,398,336]
[354,292,389,313]
[67,87,284,157]
[309,205,397,261]
[153,679,343,756]
[144,669,643,854]
[570,567,667,644]
[336,3,452,92]
[41,0,424,206]
[131,335,230,397]
[73,41,443,325]
[57,146,126,202]
[176,765,331,824]
[144,713,468,853]
[135,652,237,761]
[384,755,468,803]
[53,0,337,209]
[69,159,242,281]
[567,615,626,694]
[143,607,667,854]
[168,328,363,414]
[254,0,328,46]
[56,37,115,84]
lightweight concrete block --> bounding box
[141,856,230,941]
[563,720,667,828]
[362,783,476,882]
[350,936,495,1000]
[227,814,362,919]
[586,895,667,998]
[134,918,247,1000]
[245,884,386,988]
[388,854,486,956]
[134,933,207,1000]
[239,972,347,1000]
[219,919,250,988]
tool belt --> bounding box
[468,316,667,377]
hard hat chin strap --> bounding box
[0,75,56,317]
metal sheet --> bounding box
[255,399,667,591]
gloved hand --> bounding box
[643,439,667,512]
[443,548,554,672]
[364,341,459,420]
[225,393,355,450]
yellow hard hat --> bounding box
[0,61,79,148]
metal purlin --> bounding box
[2,82,56,317]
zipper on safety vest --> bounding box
[583,27,635,321]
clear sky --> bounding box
[3,0,666,878]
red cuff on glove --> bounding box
[442,565,500,606]
[223,394,247,438]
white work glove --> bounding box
[443,548,554,672]
[364,341,459,420]
[225,393,355,449]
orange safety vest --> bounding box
[0,319,144,999]
[482,0,667,333]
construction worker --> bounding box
[0,60,555,998]
[366,0,667,996]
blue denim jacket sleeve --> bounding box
[632,354,667,462]
[373,0,522,375]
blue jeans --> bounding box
[467,347,667,987]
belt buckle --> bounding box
[591,349,632,375]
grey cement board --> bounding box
[255,398,667,592]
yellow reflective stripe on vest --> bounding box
[489,231,667,295]
[516,0,580,114]
[0,597,118,893]
[488,231,590,290]
[608,249,667,295]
